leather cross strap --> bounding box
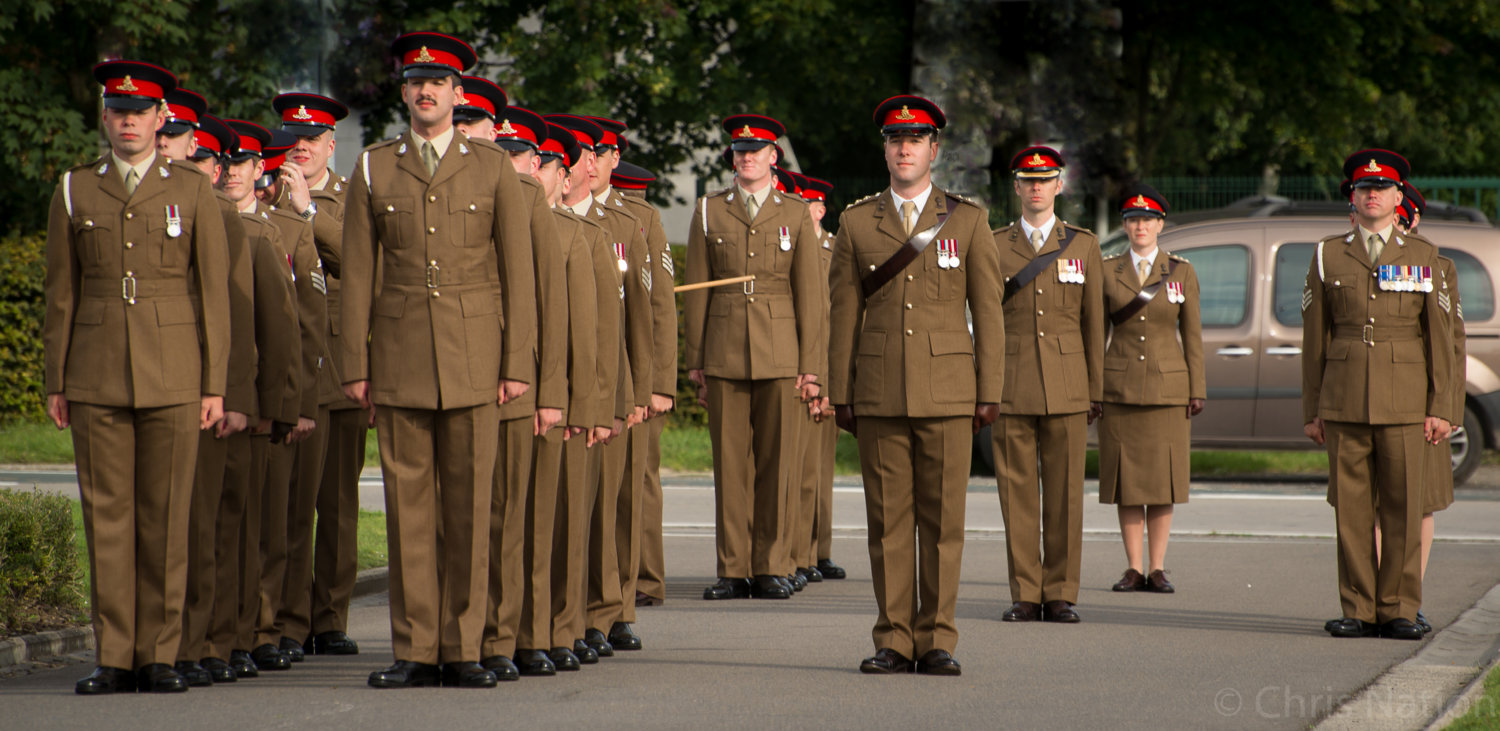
[1003,226,1078,303]
[861,195,958,298]
[1109,258,1180,326]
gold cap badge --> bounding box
[293,105,313,121]
[414,46,435,63]
[1028,153,1045,166]
[118,75,138,92]
[1364,159,1382,173]
[497,119,517,135]
[455,93,469,106]
[1133,195,1148,207]
[895,105,916,121]
[737,124,755,138]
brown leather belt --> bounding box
[383,262,497,288]
[1333,324,1422,344]
[81,276,191,301]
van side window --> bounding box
[1439,248,1494,322]
[1273,243,1316,327]
[1175,244,1250,327]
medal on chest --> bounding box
[935,239,959,269]
[1057,258,1083,284]
[1378,265,1432,293]
[165,204,182,238]
[613,242,628,273]
[1166,281,1184,304]
[778,226,791,251]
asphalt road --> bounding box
[3,467,1499,729]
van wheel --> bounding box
[1450,404,1483,486]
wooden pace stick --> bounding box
[673,274,755,293]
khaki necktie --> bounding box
[1367,233,1384,264]
[901,201,916,236]
[421,141,439,177]
[746,194,760,222]
[1137,259,1151,286]
[1030,228,1045,252]
[124,168,140,196]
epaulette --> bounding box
[1103,251,1125,261]
[1167,253,1189,263]
[366,136,402,152]
[705,186,732,199]
[1062,220,1094,234]
[949,193,982,210]
[167,158,208,178]
[845,192,880,210]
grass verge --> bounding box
[1444,663,1500,729]
[0,420,74,464]
[657,423,864,475]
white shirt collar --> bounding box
[411,126,456,160]
[594,185,613,205]
[1357,223,1395,246]
[1130,246,1159,272]
[736,180,773,208]
[1020,214,1058,245]
[309,168,332,191]
[889,184,933,219]
[235,195,257,214]
[111,150,157,187]
[567,196,593,217]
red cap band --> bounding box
[1122,194,1164,214]
[104,75,164,100]
[456,92,495,117]
[237,136,262,155]
[596,129,618,147]
[166,103,199,125]
[263,152,285,172]
[495,117,539,145]
[1352,158,1400,183]
[880,104,938,128]
[403,45,464,71]
[540,137,569,166]
[802,189,826,202]
[1017,152,1061,170]
[730,124,777,142]
[282,104,338,127]
[193,129,221,154]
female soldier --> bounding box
[1097,183,1205,594]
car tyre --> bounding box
[1451,404,1483,486]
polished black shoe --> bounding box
[1327,617,1379,638]
[200,657,237,683]
[1145,569,1176,594]
[479,655,521,681]
[583,629,615,657]
[1416,610,1432,635]
[515,649,556,676]
[368,660,441,688]
[817,558,847,580]
[1112,568,1146,592]
[173,660,213,687]
[916,649,962,677]
[1381,618,1425,641]
[751,575,792,599]
[789,572,807,591]
[250,643,290,671]
[572,640,599,664]
[549,647,581,671]
[309,630,360,655]
[859,648,913,674]
[802,566,824,583]
[1042,600,1081,623]
[441,661,498,688]
[1002,601,1041,622]
[136,663,189,693]
[1323,617,1342,633]
[607,622,642,651]
[776,576,797,594]
[703,577,751,600]
[278,636,306,662]
[76,666,137,695]
[229,650,259,678]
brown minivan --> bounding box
[976,196,1500,484]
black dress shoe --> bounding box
[859,648,913,674]
[480,655,521,681]
[583,628,615,657]
[278,636,306,662]
[136,663,189,693]
[76,666,137,695]
[607,622,642,651]
[1416,610,1432,635]
[1323,617,1342,633]
[777,576,797,594]
[1042,600,1081,623]
[788,572,807,591]
[1145,569,1175,594]
[751,575,792,599]
[515,649,557,676]
[310,630,360,655]
[1002,601,1041,622]
[801,566,823,583]
[229,650,259,678]
[817,558,847,580]
[572,640,599,664]
[703,577,751,600]
[200,657,237,683]
[1112,568,1146,592]
[549,647,581,671]
[441,661,498,688]
[368,660,441,688]
[1327,617,1379,638]
[1381,618,1424,640]
[915,649,962,677]
[173,660,213,687]
[635,591,664,607]
[250,643,290,671]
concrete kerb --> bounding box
[0,567,390,671]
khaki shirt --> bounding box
[1100,253,1206,404]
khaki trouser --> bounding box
[482,416,533,658]
[636,418,667,601]
[813,417,838,560]
[179,428,229,662]
[1326,421,1424,623]
[310,407,368,635]
[993,412,1087,604]
[612,427,648,625]
[206,431,254,659]
[278,405,331,644]
[705,376,800,578]
[519,428,563,650]
[586,427,627,631]
[551,437,595,647]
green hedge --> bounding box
[0,231,47,421]
[0,488,85,633]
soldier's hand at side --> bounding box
[973,403,999,434]
[628,406,647,428]
[535,407,562,436]
[366,405,377,428]
[499,379,530,405]
[1087,402,1103,425]
[1188,399,1205,418]
[608,418,625,443]
[564,425,584,441]
[1425,416,1452,444]
[688,369,706,387]
[1304,417,1325,446]
[649,394,674,418]
[201,396,224,431]
[291,417,316,442]
[344,381,371,410]
[797,375,820,402]
[834,405,857,436]
[218,410,249,438]
[47,393,69,430]
[696,383,709,409]
[254,418,273,435]
[589,425,611,447]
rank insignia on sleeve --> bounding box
[1439,291,1451,313]
[1302,285,1313,312]
[641,267,652,292]
[662,252,674,276]
[311,269,327,295]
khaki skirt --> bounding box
[1098,403,1190,505]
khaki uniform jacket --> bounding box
[1100,252,1206,405]
[548,209,600,429]
[217,192,258,417]
[302,171,361,410]
[1438,257,1466,420]
[268,204,329,420]
[827,187,1005,417]
[810,226,835,382]
[1302,229,1453,425]
[240,206,302,424]
[565,211,622,429]
[44,156,229,407]
[992,221,1104,414]
[684,186,823,381]
[584,198,653,409]
[340,131,539,410]
[498,173,568,420]
[610,189,679,396]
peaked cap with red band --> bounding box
[274,92,348,137]
[224,119,272,161]
[873,94,945,135]
[453,77,508,124]
[1120,181,1168,219]
[391,31,476,79]
[799,175,833,203]
[541,122,580,168]
[1012,145,1065,179]
[493,106,546,153]
[93,60,177,111]
[1403,182,1426,215]
[611,161,656,191]
[544,114,604,152]
[162,87,206,136]
[192,115,236,161]
[1343,148,1409,189]
[772,166,799,196]
[584,116,626,149]
[722,114,785,151]
[258,130,298,186]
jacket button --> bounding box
[469,204,476,211]
[125,270,133,277]
[428,227,436,234]
[1370,293,1376,300]
[125,241,133,249]
[750,229,756,235]
[431,291,440,298]
[387,205,395,212]
[1368,317,1374,324]
[1038,331,1045,337]
[126,212,134,220]
[1139,315,1146,321]
[716,238,723,243]
[428,195,436,202]
[1139,335,1145,341]
[748,297,755,302]
[869,265,876,271]
[1037,310,1043,316]
[85,220,93,227]
[1139,355,1146,361]
[748,251,755,257]
[905,303,913,310]
[1037,288,1043,295]
[430,259,438,266]
[906,274,914,281]
[906,329,913,336]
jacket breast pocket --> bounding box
[149,213,192,269]
[452,196,493,247]
[1387,290,1423,319]
[924,251,963,302]
[707,232,736,274]
[854,329,886,406]
[1324,279,1360,319]
[930,329,976,403]
[72,216,112,267]
[373,197,415,249]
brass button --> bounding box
[387,204,395,212]
[125,270,133,276]
[748,297,755,302]
[428,195,436,202]
[749,252,756,257]
[84,220,94,227]
[1370,293,1376,300]
[716,237,723,243]
[428,227,437,234]
[125,241,133,249]
[1038,331,1045,337]
[430,260,437,266]
[750,229,757,235]
[1139,335,1146,341]
[469,204,476,211]
[1139,315,1146,321]
[1368,317,1375,324]
[869,265,876,271]
[1037,310,1044,316]
[906,329,913,336]
[906,274,914,281]
[1139,355,1146,361]
[905,303,913,310]
[1037,288,1043,295]
[431,291,440,298]
[126,212,134,220]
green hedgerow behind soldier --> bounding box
[0,231,47,422]
[0,488,86,634]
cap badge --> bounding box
[1364,159,1381,173]
[293,105,314,121]
[118,75,138,92]
[455,92,469,106]
[895,105,916,121]
[1028,153,1044,167]
[497,119,517,135]
[414,46,435,63]
[737,125,754,138]
[1132,194,1148,208]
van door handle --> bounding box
[1265,346,1302,356]
[1216,346,1254,357]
